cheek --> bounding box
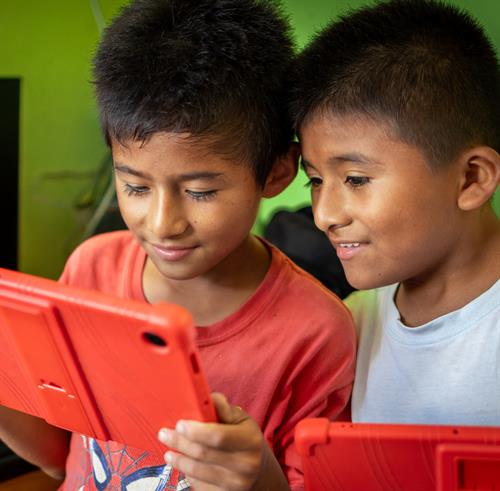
[116,195,147,228]
[360,182,419,231]
[115,193,129,221]
[205,197,259,237]
[371,198,448,263]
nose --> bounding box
[147,189,189,239]
[313,185,350,233]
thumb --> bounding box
[211,392,247,425]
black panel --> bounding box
[0,78,20,270]
[0,79,34,482]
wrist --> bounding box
[250,441,290,491]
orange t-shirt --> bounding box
[59,231,355,491]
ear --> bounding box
[456,146,500,211]
[262,142,300,198]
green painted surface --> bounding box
[1,0,498,278]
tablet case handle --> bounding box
[436,443,500,491]
[295,418,330,457]
[0,289,110,440]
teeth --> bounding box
[340,243,360,248]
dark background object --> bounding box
[0,79,20,270]
[0,78,38,482]
[0,442,35,481]
[264,206,356,300]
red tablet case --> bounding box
[295,418,500,491]
[0,267,216,455]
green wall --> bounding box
[1,0,498,278]
[1,0,124,278]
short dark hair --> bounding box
[290,0,500,168]
[93,0,294,186]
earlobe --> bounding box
[457,146,500,211]
[262,143,300,198]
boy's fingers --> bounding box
[159,428,221,465]
[158,427,262,475]
[211,392,246,424]
[174,418,262,451]
[166,451,250,490]
[165,451,221,487]
[187,476,220,491]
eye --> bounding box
[123,183,150,196]
[345,176,370,188]
[304,177,322,189]
[185,190,217,201]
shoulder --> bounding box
[273,244,348,303]
[77,230,135,252]
[65,230,136,267]
[59,231,141,291]
[268,243,356,340]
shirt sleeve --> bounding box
[57,242,85,285]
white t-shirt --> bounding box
[346,280,500,425]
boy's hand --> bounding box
[158,393,289,491]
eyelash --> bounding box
[304,177,322,189]
[304,176,371,189]
[185,190,217,201]
[345,176,370,187]
[123,184,149,197]
[122,184,217,201]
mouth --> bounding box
[151,243,199,262]
[331,241,367,260]
[337,242,361,248]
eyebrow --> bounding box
[332,153,380,166]
[301,152,380,170]
[113,163,224,181]
[114,164,151,179]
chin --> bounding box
[345,272,394,291]
[155,266,203,281]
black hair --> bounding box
[290,0,500,168]
[93,0,294,186]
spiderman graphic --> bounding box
[63,435,191,491]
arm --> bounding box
[158,393,290,491]
[0,405,70,480]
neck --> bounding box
[143,235,271,326]
[396,208,500,327]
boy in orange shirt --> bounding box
[0,1,356,490]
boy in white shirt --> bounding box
[290,0,500,425]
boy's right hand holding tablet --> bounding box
[159,393,290,491]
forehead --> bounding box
[299,112,428,170]
[110,131,252,179]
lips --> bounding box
[330,240,367,260]
[151,243,199,262]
